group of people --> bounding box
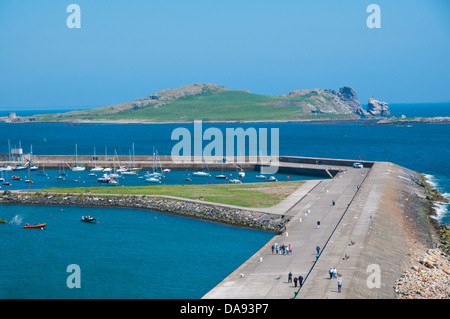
[271,243,292,255]
[329,267,343,293]
[287,272,304,288]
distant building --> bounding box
[8,112,16,119]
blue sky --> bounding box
[0,0,449,109]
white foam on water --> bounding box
[9,214,23,225]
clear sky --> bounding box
[0,0,449,109]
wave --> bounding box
[424,174,450,221]
[424,174,437,188]
[9,214,23,225]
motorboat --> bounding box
[145,177,161,183]
[0,219,6,223]
[97,174,111,183]
[256,174,267,179]
[268,176,277,181]
[90,166,104,172]
[29,165,38,171]
[193,171,210,177]
[81,216,96,223]
[12,176,21,180]
[238,171,245,178]
[23,223,46,229]
[107,178,118,186]
[2,181,11,186]
[163,168,171,173]
[121,170,137,175]
[215,174,227,179]
[228,179,242,184]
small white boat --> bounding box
[238,171,245,178]
[215,174,227,179]
[193,171,210,177]
[145,177,161,183]
[121,170,137,175]
[256,174,267,179]
[97,174,111,183]
[163,168,171,173]
[107,179,118,186]
[103,167,112,172]
[72,165,85,171]
[228,179,242,184]
[90,166,104,172]
[268,176,277,181]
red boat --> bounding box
[12,176,21,180]
[23,223,46,229]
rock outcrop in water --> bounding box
[367,96,390,116]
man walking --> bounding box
[317,221,320,229]
[337,278,343,293]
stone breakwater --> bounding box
[394,248,450,299]
[0,192,287,232]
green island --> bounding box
[40,180,305,208]
[9,83,366,123]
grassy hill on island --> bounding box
[28,83,368,122]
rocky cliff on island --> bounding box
[367,96,390,116]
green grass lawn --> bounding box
[41,181,305,208]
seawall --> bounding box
[0,192,288,232]
[203,161,448,299]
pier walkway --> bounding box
[203,161,406,299]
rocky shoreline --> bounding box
[394,173,450,299]
[0,191,288,233]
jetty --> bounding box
[202,160,442,299]
[1,154,444,299]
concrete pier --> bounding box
[203,161,437,299]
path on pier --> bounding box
[203,164,383,299]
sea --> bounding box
[0,102,449,298]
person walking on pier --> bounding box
[294,276,298,288]
[316,245,320,255]
[337,278,343,293]
[332,200,335,206]
[298,275,304,288]
[288,272,292,283]
[317,221,320,229]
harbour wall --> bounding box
[1,154,365,178]
[0,192,288,232]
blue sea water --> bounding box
[0,205,273,299]
[0,102,449,298]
